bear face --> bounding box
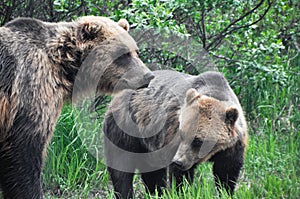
[44,16,154,98]
[172,88,239,171]
[74,16,154,95]
[73,37,154,98]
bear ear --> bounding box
[76,22,103,43]
[118,19,129,32]
[225,106,239,126]
[185,88,201,105]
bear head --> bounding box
[47,16,154,99]
[172,88,239,170]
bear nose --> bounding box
[172,160,184,169]
[144,72,155,82]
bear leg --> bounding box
[0,135,44,199]
[141,168,167,195]
[211,140,245,195]
[107,167,134,199]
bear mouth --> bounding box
[136,83,149,90]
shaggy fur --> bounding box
[0,16,153,199]
[103,70,247,199]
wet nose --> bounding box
[144,72,155,82]
[172,160,183,169]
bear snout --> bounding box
[171,160,184,170]
[135,72,154,89]
[144,72,155,82]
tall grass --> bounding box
[43,70,299,198]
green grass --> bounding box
[43,72,299,199]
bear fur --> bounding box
[103,70,247,199]
[0,16,153,199]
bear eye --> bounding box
[121,52,131,58]
[191,137,203,148]
[116,52,131,61]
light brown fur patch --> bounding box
[0,95,11,128]
[0,95,15,131]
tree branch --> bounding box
[206,0,272,51]
[201,5,207,49]
[210,52,240,63]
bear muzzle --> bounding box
[136,72,155,89]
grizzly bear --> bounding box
[0,16,154,199]
[103,70,247,199]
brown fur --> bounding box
[172,87,247,195]
[0,96,13,131]
[174,89,247,169]
[0,16,153,199]
[103,70,248,198]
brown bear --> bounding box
[103,70,248,199]
[0,16,154,199]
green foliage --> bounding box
[43,104,111,198]
[121,0,186,32]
